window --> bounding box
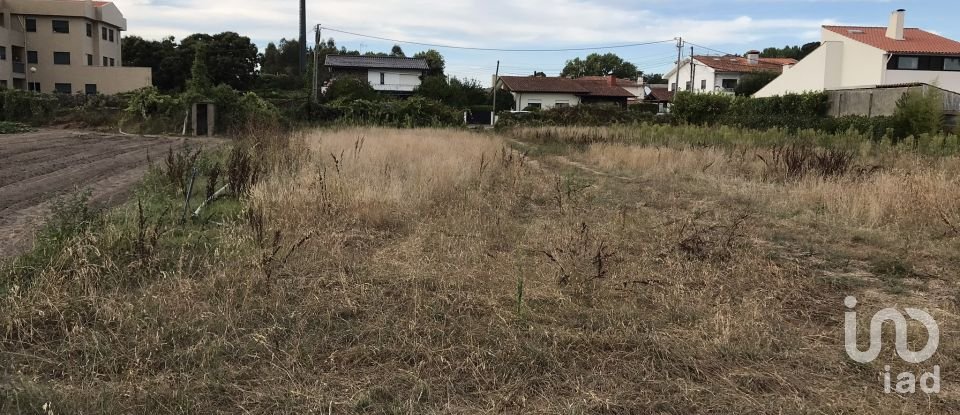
[27,50,37,64]
[54,83,72,94]
[109,58,115,67]
[897,56,919,70]
[525,102,542,110]
[945,58,960,71]
[25,18,36,32]
[701,80,707,90]
[685,81,692,91]
[379,72,385,85]
[86,22,92,37]
[85,84,97,95]
[28,82,40,92]
[108,29,114,42]
[102,27,107,40]
[103,56,108,66]
[721,79,738,90]
[671,82,677,91]
[0,46,6,61]
[87,54,93,66]
[52,20,69,33]
[555,101,570,108]
[53,52,70,65]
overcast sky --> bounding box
[113,0,960,84]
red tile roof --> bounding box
[498,76,634,97]
[693,55,795,74]
[824,26,960,55]
[577,76,641,88]
[645,87,674,102]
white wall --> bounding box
[755,41,844,98]
[665,59,718,93]
[821,29,886,87]
[366,69,422,92]
[511,92,581,110]
[884,70,960,94]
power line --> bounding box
[685,42,739,57]
[322,26,676,52]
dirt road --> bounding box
[0,130,214,257]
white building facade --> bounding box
[755,9,960,97]
[324,55,428,95]
[664,51,795,94]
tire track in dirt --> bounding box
[0,138,172,187]
[0,130,222,257]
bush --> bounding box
[0,90,59,124]
[0,121,32,134]
[890,87,944,141]
[307,96,462,127]
[671,92,732,125]
[323,77,381,102]
[497,104,672,127]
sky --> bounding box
[112,0,960,85]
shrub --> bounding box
[497,104,671,127]
[0,90,59,124]
[735,71,780,96]
[890,87,944,141]
[313,96,461,127]
[323,77,381,102]
[671,92,732,125]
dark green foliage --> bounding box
[671,92,734,125]
[414,76,488,109]
[497,104,672,127]
[642,73,666,84]
[413,49,446,77]
[891,88,944,140]
[0,121,33,134]
[735,71,780,96]
[673,91,829,129]
[311,96,461,127]
[0,90,59,124]
[122,32,259,91]
[760,42,820,60]
[561,53,639,79]
[323,78,382,102]
[631,103,661,115]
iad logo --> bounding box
[844,296,941,394]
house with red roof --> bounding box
[756,9,960,97]
[663,51,796,95]
[496,75,635,110]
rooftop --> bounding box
[498,76,635,97]
[824,26,960,55]
[693,55,796,74]
[324,55,430,70]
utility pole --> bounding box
[299,0,307,74]
[689,46,695,92]
[313,24,321,103]
[673,37,683,92]
[491,60,500,127]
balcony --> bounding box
[371,83,419,93]
[12,62,25,74]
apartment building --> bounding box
[0,0,150,94]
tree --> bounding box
[643,73,666,84]
[187,43,213,94]
[323,77,380,102]
[414,49,445,77]
[760,42,820,60]
[178,32,259,91]
[414,76,487,109]
[561,53,638,79]
[734,71,780,96]
[122,35,182,91]
[261,42,281,74]
[390,45,406,57]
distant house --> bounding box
[496,75,635,110]
[756,9,960,97]
[664,51,796,94]
[576,76,644,103]
[323,55,428,95]
[642,84,674,113]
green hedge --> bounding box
[497,104,672,127]
[306,96,462,128]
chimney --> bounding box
[608,75,617,87]
[887,9,905,40]
[746,50,760,65]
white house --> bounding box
[323,55,428,95]
[755,9,960,97]
[664,51,796,94]
[497,75,634,110]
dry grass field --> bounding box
[2,126,959,413]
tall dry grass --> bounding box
[580,143,960,235]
